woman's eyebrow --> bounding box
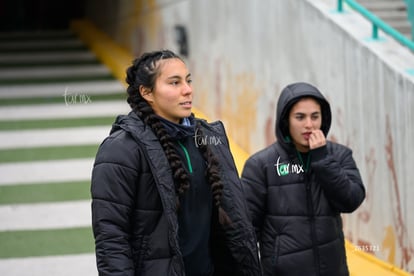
[166,73,191,80]
[293,111,321,115]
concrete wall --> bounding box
[84,0,414,272]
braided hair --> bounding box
[126,50,231,225]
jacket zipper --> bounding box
[305,173,320,275]
[297,151,320,274]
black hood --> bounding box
[275,82,331,146]
[110,111,145,135]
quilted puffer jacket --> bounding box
[91,112,261,276]
[241,82,365,276]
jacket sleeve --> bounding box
[91,131,139,275]
[241,154,268,239]
[310,143,366,213]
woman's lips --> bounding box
[303,132,312,140]
[180,101,192,108]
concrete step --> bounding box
[358,1,407,11]
[0,158,94,186]
[0,64,112,80]
[0,254,97,276]
[375,10,409,20]
[0,51,97,64]
[0,126,109,149]
[389,20,412,33]
[0,101,128,120]
[0,39,85,51]
[0,80,124,98]
[0,200,91,231]
[0,30,74,40]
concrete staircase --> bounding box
[357,0,413,39]
[0,29,129,276]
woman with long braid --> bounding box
[91,49,261,276]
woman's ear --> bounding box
[139,85,153,103]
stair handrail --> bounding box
[337,0,414,51]
[406,0,414,39]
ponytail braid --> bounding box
[196,121,232,226]
[143,111,190,195]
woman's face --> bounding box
[288,97,322,152]
[142,58,193,123]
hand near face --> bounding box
[309,129,326,150]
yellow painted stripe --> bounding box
[345,241,412,276]
[70,19,412,276]
[70,20,132,86]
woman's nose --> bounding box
[304,117,313,128]
[183,83,192,95]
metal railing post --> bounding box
[372,24,379,40]
[337,0,343,13]
[405,0,414,40]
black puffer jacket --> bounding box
[241,83,365,276]
[91,112,261,276]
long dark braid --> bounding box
[195,121,232,226]
[126,49,230,225]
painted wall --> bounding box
[84,0,414,272]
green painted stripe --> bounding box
[0,74,115,85]
[0,181,90,205]
[0,33,77,41]
[0,45,88,53]
[0,116,115,131]
[0,144,99,163]
[0,60,101,68]
[0,227,94,258]
[0,93,125,106]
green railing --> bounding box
[406,0,414,39]
[337,0,414,51]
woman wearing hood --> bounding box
[241,82,365,276]
[91,49,261,276]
